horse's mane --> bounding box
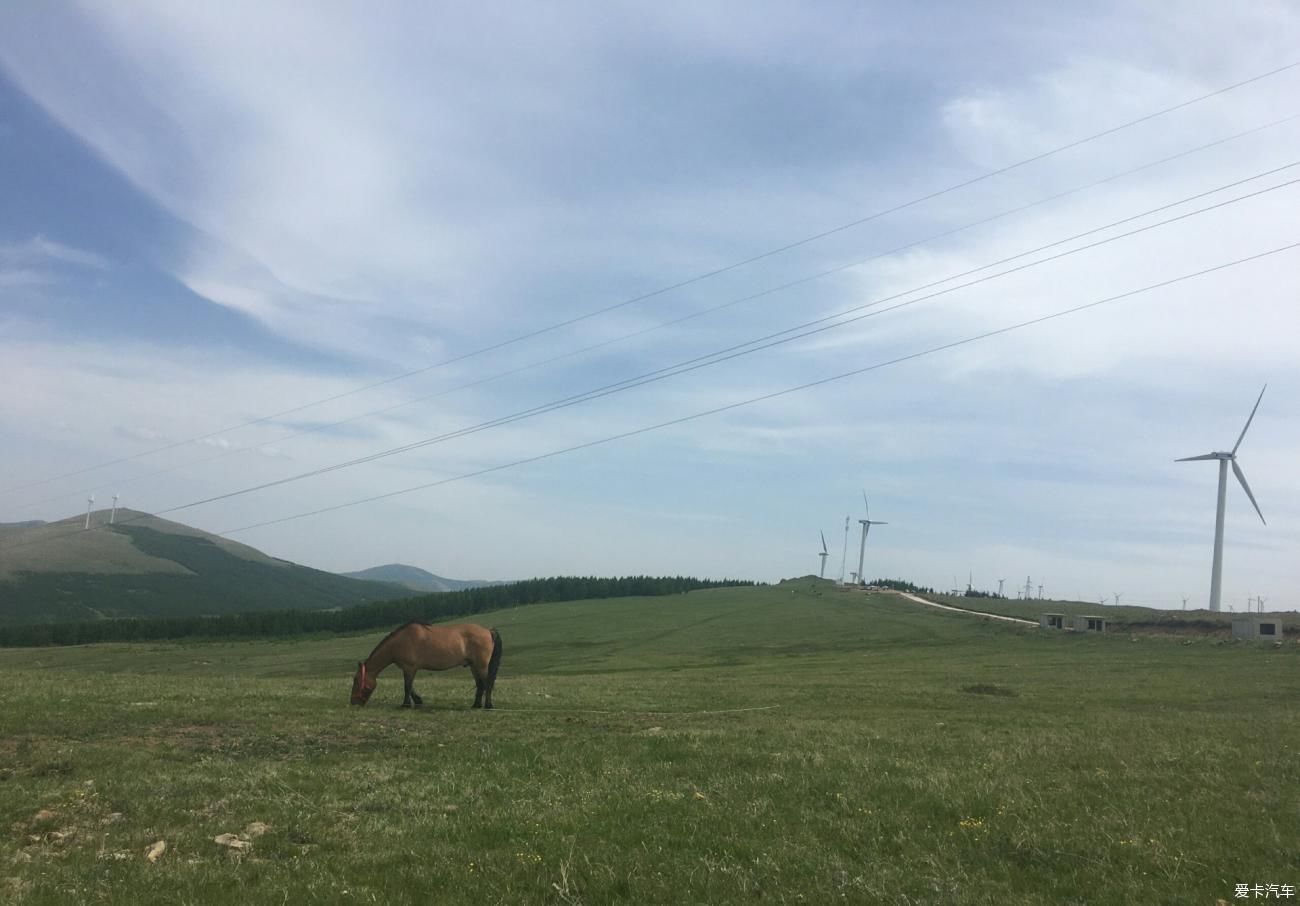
[366,620,429,661]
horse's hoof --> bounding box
[471,702,482,709]
[400,702,413,709]
[484,703,494,710]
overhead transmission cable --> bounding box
[5,168,1293,559]
[16,112,1300,515]
[217,240,1300,536]
[6,59,1298,495]
[139,170,1300,513]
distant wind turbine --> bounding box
[1256,595,1267,613]
[1177,385,1268,612]
[110,494,120,525]
[84,495,94,530]
[818,531,829,579]
[855,491,887,586]
[997,578,1006,597]
[838,515,850,584]
[1113,592,1123,606]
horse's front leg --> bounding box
[402,669,423,708]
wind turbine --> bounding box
[817,531,829,579]
[1113,592,1123,606]
[1257,595,1267,613]
[1176,385,1268,612]
[838,516,850,584]
[110,494,120,525]
[855,491,887,586]
[84,495,94,530]
[997,578,1006,597]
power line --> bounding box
[16,113,1300,515]
[139,169,1300,516]
[5,177,1293,559]
[7,60,1297,496]
[217,240,1299,536]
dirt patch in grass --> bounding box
[960,684,1017,697]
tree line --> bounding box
[0,575,754,647]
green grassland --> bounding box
[915,592,1300,634]
[2,582,1297,904]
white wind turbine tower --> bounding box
[855,491,887,587]
[84,495,94,530]
[1176,385,1268,612]
[997,578,1006,597]
[838,515,850,584]
[818,531,829,579]
[110,494,120,525]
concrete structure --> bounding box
[1073,615,1107,633]
[1232,615,1283,641]
[1039,613,1067,630]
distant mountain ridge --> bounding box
[341,563,508,593]
[0,509,419,625]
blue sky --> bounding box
[1,1,1298,608]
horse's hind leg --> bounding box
[472,658,495,710]
[470,665,485,709]
[401,668,423,708]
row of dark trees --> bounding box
[0,575,755,648]
[867,578,937,594]
[867,578,1007,599]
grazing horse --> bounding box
[351,622,502,709]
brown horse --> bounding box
[351,622,502,709]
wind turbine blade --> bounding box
[862,490,869,516]
[1231,384,1267,455]
[1175,453,1219,462]
[1231,460,1266,525]
[821,531,828,553]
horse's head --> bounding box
[351,661,376,706]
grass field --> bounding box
[2,582,1297,904]
[915,592,1300,634]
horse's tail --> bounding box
[487,628,503,690]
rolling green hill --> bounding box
[340,563,508,593]
[0,509,415,624]
[914,591,1300,633]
